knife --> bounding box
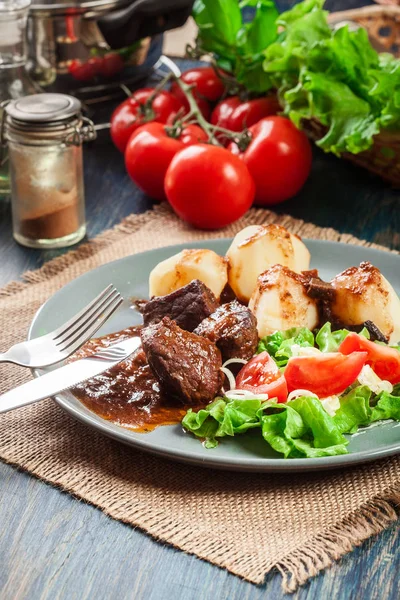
[0,336,142,414]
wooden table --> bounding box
[1,19,399,600]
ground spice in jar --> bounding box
[3,93,95,248]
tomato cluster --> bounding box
[69,53,124,82]
[110,67,313,230]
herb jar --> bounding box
[1,93,96,248]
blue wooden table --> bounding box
[1,2,399,598]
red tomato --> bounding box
[227,97,281,132]
[236,351,288,403]
[68,59,95,82]
[88,56,103,77]
[164,144,254,229]
[228,116,312,206]
[99,52,124,78]
[284,352,367,397]
[339,333,400,384]
[125,122,208,201]
[110,88,184,153]
[171,67,225,118]
[211,96,242,128]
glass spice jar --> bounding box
[1,93,96,248]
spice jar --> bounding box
[1,93,96,248]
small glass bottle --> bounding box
[0,0,40,197]
[2,93,96,248]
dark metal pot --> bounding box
[26,0,193,98]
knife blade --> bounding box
[0,336,142,414]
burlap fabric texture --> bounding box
[0,204,399,593]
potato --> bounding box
[331,261,400,344]
[149,248,228,299]
[226,224,310,303]
[249,265,319,338]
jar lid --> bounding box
[5,94,82,124]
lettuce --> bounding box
[183,396,349,457]
[258,327,314,366]
[315,322,369,352]
[260,397,348,458]
[332,386,372,434]
[371,392,400,422]
[182,397,262,448]
[193,0,400,155]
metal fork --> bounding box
[0,284,123,368]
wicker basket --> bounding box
[305,5,400,185]
[328,5,400,55]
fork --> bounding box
[0,284,123,368]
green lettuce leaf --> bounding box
[261,396,348,458]
[315,322,349,352]
[332,385,400,433]
[315,322,369,353]
[371,391,400,422]
[192,0,242,63]
[182,397,262,448]
[193,0,400,156]
[258,327,314,366]
[332,386,372,434]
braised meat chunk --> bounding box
[142,279,219,332]
[141,317,223,405]
[194,300,258,362]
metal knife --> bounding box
[0,336,142,414]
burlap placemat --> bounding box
[0,204,399,593]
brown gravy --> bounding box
[71,326,189,433]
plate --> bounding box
[29,239,400,472]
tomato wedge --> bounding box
[284,352,367,397]
[339,333,400,384]
[235,351,288,403]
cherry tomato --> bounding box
[211,96,242,128]
[100,52,124,78]
[236,351,288,403]
[125,122,208,201]
[110,88,185,153]
[284,352,367,397]
[68,59,95,82]
[228,116,312,206]
[170,67,225,118]
[88,56,103,77]
[339,333,400,384]
[227,97,281,132]
[164,144,255,229]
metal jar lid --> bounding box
[2,93,96,145]
[5,93,82,124]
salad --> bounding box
[182,322,400,458]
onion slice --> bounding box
[287,389,318,402]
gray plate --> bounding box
[29,239,400,472]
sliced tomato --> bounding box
[284,352,367,397]
[339,333,400,384]
[235,351,288,403]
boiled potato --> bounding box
[249,265,319,337]
[226,224,310,303]
[331,261,400,344]
[149,248,228,299]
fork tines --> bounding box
[54,285,123,353]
